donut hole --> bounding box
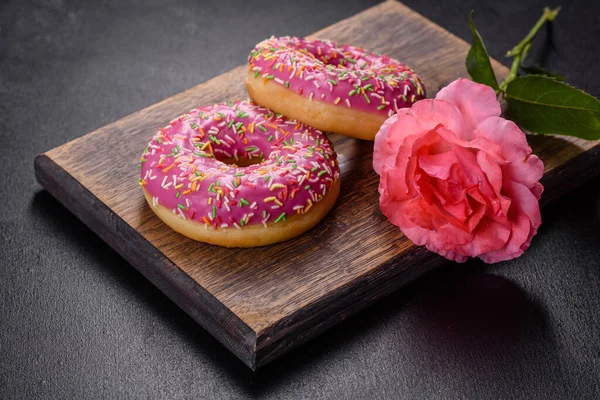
[218,156,263,168]
[293,41,372,71]
[212,142,272,168]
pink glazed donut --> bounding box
[246,36,426,140]
[139,100,340,247]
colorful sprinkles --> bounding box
[248,36,426,117]
[139,100,340,230]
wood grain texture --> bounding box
[34,0,600,369]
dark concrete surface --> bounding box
[1,0,599,398]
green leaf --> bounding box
[505,75,600,140]
[466,11,499,91]
[520,65,565,81]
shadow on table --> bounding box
[239,265,553,395]
[32,184,595,397]
[31,190,252,373]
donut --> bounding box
[245,36,426,141]
[138,100,341,247]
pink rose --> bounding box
[373,78,544,263]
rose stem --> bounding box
[499,7,561,92]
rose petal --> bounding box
[373,99,466,175]
[479,206,531,263]
[465,198,486,232]
[402,209,474,260]
[400,223,470,263]
[474,117,545,188]
[400,224,430,247]
[418,152,458,180]
[431,220,473,247]
[437,195,472,224]
[435,124,506,163]
[408,99,466,138]
[380,196,433,246]
[433,169,467,204]
[502,180,542,232]
[436,78,501,136]
[402,197,443,231]
[531,182,544,200]
[477,151,511,218]
[460,215,512,256]
[397,126,445,199]
[373,113,400,175]
[378,164,410,201]
[452,144,489,190]
[476,151,502,195]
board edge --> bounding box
[537,142,600,206]
[34,154,260,370]
[253,249,445,368]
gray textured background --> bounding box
[1,0,599,398]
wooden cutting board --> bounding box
[34,0,600,370]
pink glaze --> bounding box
[248,36,426,117]
[139,100,340,229]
